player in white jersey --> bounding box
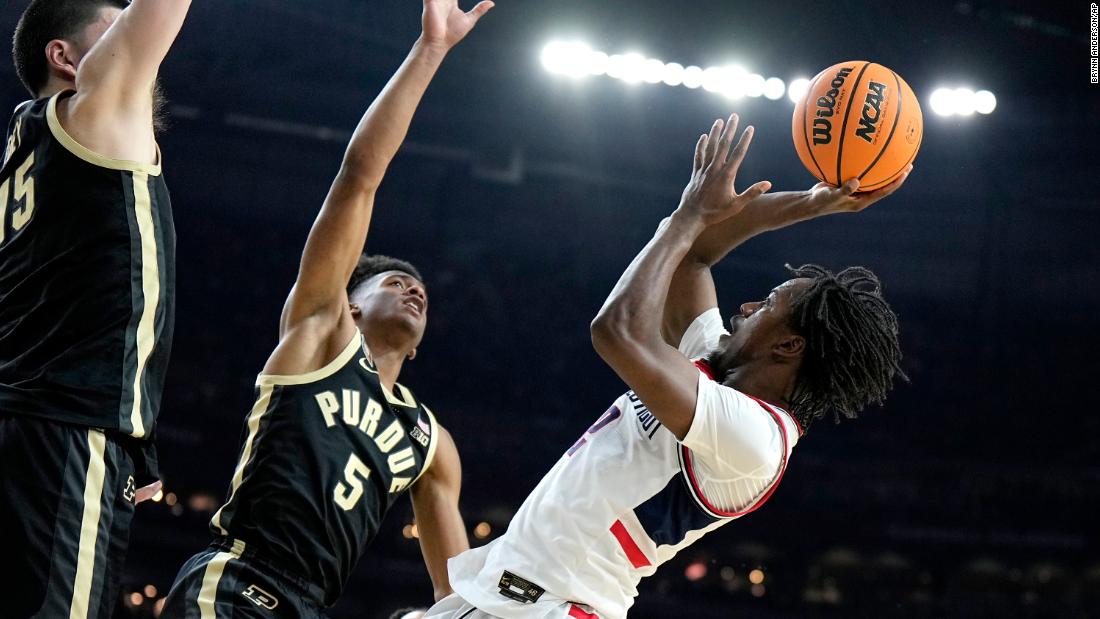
[426,115,912,619]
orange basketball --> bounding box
[792,61,922,191]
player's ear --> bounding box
[774,333,805,361]
[45,39,80,83]
[406,348,417,361]
[349,303,362,319]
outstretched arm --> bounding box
[266,0,492,376]
[662,167,913,346]
[592,115,770,439]
[64,0,192,162]
[410,427,468,602]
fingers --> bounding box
[693,134,708,173]
[704,118,724,167]
[859,164,913,202]
[739,180,773,201]
[467,0,494,19]
[716,113,739,165]
[839,178,860,196]
[725,124,755,173]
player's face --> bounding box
[352,271,429,348]
[711,278,810,372]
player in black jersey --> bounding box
[160,1,493,616]
[1,1,191,617]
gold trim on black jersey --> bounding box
[46,92,162,176]
[256,333,363,387]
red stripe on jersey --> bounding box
[610,520,652,568]
[568,605,600,619]
[693,359,716,380]
[680,396,791,519]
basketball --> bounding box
[792,61,922,191]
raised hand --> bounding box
[807,164,914,215]
[422,0,495,50]
[677,114,772,226]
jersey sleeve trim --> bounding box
[46,91,162,176]
[256,333,362,386]
[411,405,440,484]
[678,395,791,519]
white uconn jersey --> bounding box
[448,309,802,618]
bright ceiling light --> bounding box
[662,62,685,87]
[763,77,786,100]
[540,41,593,77]
[682,65,704,89]
[642,58,666,84]
[787,77,810,103]
[953,88,976,116]
[619,53,647,83]
[974,89,997,114]
[930,87,956,116]
[744,73,766,98]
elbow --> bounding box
[590,311,630,360]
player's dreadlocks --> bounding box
[346,254,424,297]
[785,263,905,430]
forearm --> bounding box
[595,213,707,344]
[687,190,817,265]
[340,39,448,188]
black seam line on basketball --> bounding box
[835,61,872,187]
[802,70,829,184]
[861,129,922,190]
[858,70,903,181]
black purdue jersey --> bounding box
[0,93,175,438]
[209,333,439,606]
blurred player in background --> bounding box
[0,1,191,616]
[428,117,911,618]
[160,0,493,616]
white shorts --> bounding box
[424,593,601,619]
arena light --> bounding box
[787,78,811,103]
[930,86,998,116]
[662,62,685,86]
[763,77,787,100]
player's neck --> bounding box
[368,348,407,393]
[38,79,75,100]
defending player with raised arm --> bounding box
[160,1,492,616]
[427,117,909,619]
[1,1,190,617]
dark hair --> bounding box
[785,263,906,429]
[346,254,424,298]
[13,0,129,95]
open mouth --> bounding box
[403,299,424,316]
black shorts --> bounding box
[0,413,138,618]
[161,538,328,618]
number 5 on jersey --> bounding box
[334,453,372,511]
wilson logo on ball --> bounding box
[811,66,853,146]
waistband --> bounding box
[211,536,328,606]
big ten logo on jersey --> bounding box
[240,584,279,610]
[1,119,36,247]
[314,389,419,510]
[628,391,662,439]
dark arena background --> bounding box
[3,1,1099,617]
